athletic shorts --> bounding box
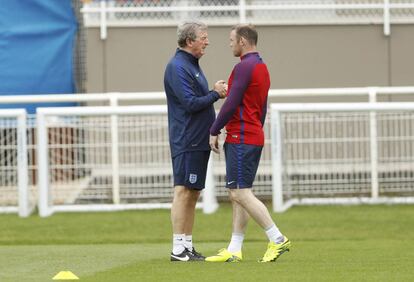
[224,143,263,189]
[172,150,210,190]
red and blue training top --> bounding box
[210,52,270,146]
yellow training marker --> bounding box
[52,271,79,280]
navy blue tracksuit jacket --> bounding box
[164,49,219,158]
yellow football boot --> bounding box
[259,236,291,262]
[205,248,242,262]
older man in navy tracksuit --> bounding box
[164,21,227,262]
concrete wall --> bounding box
[85,25,414,93]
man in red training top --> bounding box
[206,24,291,263]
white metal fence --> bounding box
[81,0,414,39]
[271,102,414,212]
[0,109,30,217]
[35,105,218,217]
[1,86,414,216]
[38,106,169,216]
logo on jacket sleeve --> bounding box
[189,174,197,184]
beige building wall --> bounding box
[85,25,414,94]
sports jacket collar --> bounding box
[176,48,199,64]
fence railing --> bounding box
[80,0,414,39]
[1,86,414,106]
[1,86,414,216]
[271,102,414,212]
[35,105,218,217]
[37,106,163,216]
[0,92,165,105]
[0,109,29,217]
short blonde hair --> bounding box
[232,24,258,46]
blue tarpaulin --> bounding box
[0,0,78,114]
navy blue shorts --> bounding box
[172,150,210,190]
[224,143,263,189]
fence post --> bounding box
[110,98,120,204]
[383,0,390,36]
[100,0,107,40]
[37,111,52,217]
[203,157,218,214]
[271,108,284,212]
[369,88,379,199]
[239,0,246,23]
[17,111,29,217]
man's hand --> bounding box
[209,135,220,154]
[214,80,227,99]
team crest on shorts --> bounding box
[189,174,197,184]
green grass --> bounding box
[1,204,414,281]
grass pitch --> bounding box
[1,204,413,281]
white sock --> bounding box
[184,235,193,251]
[227,233,244,253]
[265,224,284,244]
[172,233,185,255]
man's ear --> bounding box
[186,38,193,47]
[239,37,246,46]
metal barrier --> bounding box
[0,109,30,217]
[1,86,414,216]
[35,105,217,216]
[2,86,414,105]
[80,0,414,39]
[271,102,414,212]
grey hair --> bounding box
[177,21,207,48]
